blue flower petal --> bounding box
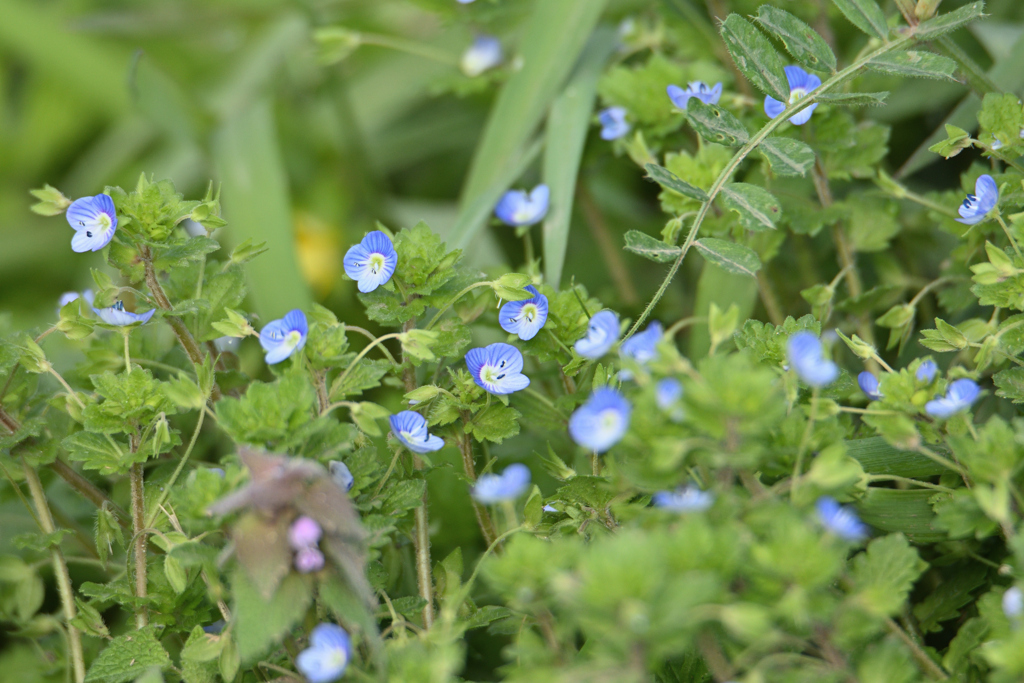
[976,174,999,209]
[620,321,663,366]
[816,496,868,541]
[92,302,155,326]
[667,84,691,109]
[494,184,550,227]
[857,371,882,399]
[655,377,683,410]
[465,343,530,395]
[787,331,838,387]
[344,231,397,292]
[763,96,786,119]
[916,360,938,383]
[574,310,620,359]
[568,387,631,453]
[652,485,714,512]
[461,35,502,76]
[297,624,351,683]
[329,461,354,491]
[390,410,445,453]
[499,285,549,340]
[598,107,630,140]
[472,463,531,503]
[67,195,117,253]
[259,309,308,364]
[788,103,818,126]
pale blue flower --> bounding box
[329,461,354,492]
[621,321,662,366]
[542,504,557,512]
[344,231,398,293]
[916,360,938,383]
[652,485,714,512]
[461,35,502,77]
[655,378,682,410]
[574,310,620,359]
[92,301,156,327]
[259,309,308,365]
[925,378,980,418]
[465,343,530,395]
[858,371,882,400]
[495,185,549,227]
[816,496,868,541]
[472,463,531,504]
[58,289,94,315]
[763,66,821,126]
[1004,587,1023,620]
[66,194,117,253]
[499,285,548,340]
[390,410,445,454]
[568,387,631,453]
[457,0,475,3]
[787,331,838,387]
[956,174,998,225]
[296,623,352,683]
[667,81,723,110]
[599,107,630,140]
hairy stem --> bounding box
[145,408,206,528]
[884,617,949,680]
[129,460,149,628]
[458,427,499,546]
[22,461,85,683]
[425,282,493,331]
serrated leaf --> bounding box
[694,238,761,277]
[719,14,789,102]
[644,163,709,202]
[63,432,130,476]
[850,534,928,617]
[755,6,837,72]
[831,0,889,40]
[624,230,683,263]
[85,626,171,683]
[867,51,958,81]
[719,183,781,232]
[759,137,816,177]
[815,91,890,107]
[994,367,1024,404]
[686,100,750,146]
[233,570,312,665]
[914,1,986,41]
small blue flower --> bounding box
[461,35,502,77]
[568,387,631,453]
[214,336,240,354]
[667,81,723,110]
[390,410,445,454]
[495,185,550,227]
[655,378,683,410]
[499,285,549,341]
[925,378,980,418]
[92,301,156,327]
[542,504,558,512]
[787,331,838,388]
[956,174,998,225]
[472,463,531,504]
[58,289,94,315]
[621,321,662,366]
[296,623,352,683]
[652,485,714,512]
[465,343,530,395]
[259,309,308,365]
[916,360,938,383]
[66,194,118,253]
[344,230,398,293]
[574,310,620,359]
[457,0,475,3]
[598,107,631,140]
[1004,587,1023,620]
[763,66,821,126]
[857,371,882,400]
[329,461,354,492]
[816,496,868,541]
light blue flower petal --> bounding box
[494,185,550,226]
[788,102,818,126]
[568,387,631,453]
[784,65,812,90]
[666,84,691,109]
[297,624,350,683]
[652,486,714,512]
[599,107,630,140]
[461,35,502,77]
[499,286,548,340]
[282,309,308,337]
[916,360,938,382]
[466,343,530,395]
[344,232,397,292]
[620,321,662,365]
[763,96,786,119]
[816,496,868,541]
[948,378,980,406]
[472,463,531,504]
[976,174,999,209]
[656,378,683,410]
[92,303,155,326]
[708,82,723,104]
[574,310,620,359]
[329,461,354,491]
[857,371,882,399]
[787,331,838,387]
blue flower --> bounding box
[956,174,998,225]
[1004,587,1023,620]
[499,285,549,340]
[667,81,723,110]
[598,107,630,140]
[652,485,714,512]
[472,463,531,504]
[857,371,882,400]
[259,309,308,365]
[461,35,502,77]
[344,231,398,293]
[574,310,620,359]
[296,623,352,683]
[329,461,354,492]
[457,0,475,3]
[568,387,631,453]
[621,321,662,366]
[92,301,156,327]
[389,410,445,453]
[787,331,838,387]
[495,185,550,227]
[916,360,938,383]
[58,289,94,315]
[655,378,683,410]
[66,194,118,253]
[763,66,821,126]
[925,378,980,418]
[465,343,530,395]
[816,496,868,541]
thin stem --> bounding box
[665,316,707,338]
[123,331,132,374]
[425,281,493,331]
[48,368,86,410]
[792,388,819,499]
[915,445,970,480]
[524,388,566,419]
[995,214,1024,262]
[333,333,403,394]
[145,409,206,528]
[129,461,148,628]
[345,326,399,366]
[909,277,957,307]
[359,33,457,66]
[866,475,955,493]
[0,460,40,527]
[22,461,85,683]
[458,429,499,546]
[884,617,949,680]
[624,33,914,340]
[50,458,130,527]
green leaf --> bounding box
[232,570,312,665]
[686,100,750,146]
[380,479,427,515]
[153,236,220,271]
[914,1,986,41]
[644,163,709,202]
[830,0,889,40]
[849,533,928,617]
[85,626,171,683]
[814,91,890,107]
[466,404,522,444]
[719,183,781,232]
[867,51,959,81]
[623,230,683,263]
[63,432,132,476]
[330,359,390,401]
[694,238,761,277]
[759,137,816,177]
[754,6,837,72]
[216,372,315,445]
[718,14,789,102]
[994,367,1024,404]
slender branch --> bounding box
[457,426,499,547]
[995,214,1024,262]
[145,409,206,528]
[333,333,403,397]
[791,388,819,499]
[425,282,493,331]
[884,617,949,680]
[22,460,85,683]
[344,326,399,366]
[129,459,149,628]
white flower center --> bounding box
[98,214,112,230]
[789,88,807,104]
[284,330,302,348]
[599,410,620,433]
[366,253,386,275]
[519,304,537,323]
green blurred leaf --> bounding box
[830,0,889,40]
[645,163,709,201]
[914,1,986,41]
[85,626,170,683]
[759,137,815,177]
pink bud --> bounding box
[288,515,322,550]
[294,547,325,574]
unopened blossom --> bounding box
[329,460,354,492]
[858,371,882,400]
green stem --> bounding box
[915,445,970,479]
[145,408,206,528]
[22,460,85,683]
[425,281,493,331]
[334,333,403,394]
[995,214,1024,262]
[866,475,955,493]
[884,617,949,680]
[123,331,132,374]
[359,33,457,66]
[345,326,400,366]
[129,461,148,628]
[792,388,819,499]
[624,33,914,340]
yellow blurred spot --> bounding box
[294,210,341,296]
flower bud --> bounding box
[288,516,323,551]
